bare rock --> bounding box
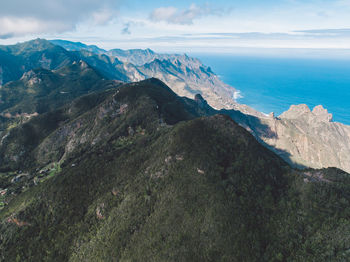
[197,168,205,175]
[240,104,350,173]
[96,203,105,219]
[312,105,333,122]
[279,104,311,119]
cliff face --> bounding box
[80,51,236,110]
[136,56,236,109]
[236,104,350,173]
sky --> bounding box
[1,0,350,53]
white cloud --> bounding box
[151,7,178,23]
[0,0,122,37]
[121,22,132,35]
[91,9,114,26]
[0,16,72,38]
[120,20,145,35]
[150,3,229,25]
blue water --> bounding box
[194,54,350,125]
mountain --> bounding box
[0,60,121,133]
[50,39,106,54]
[2,39,350,174]
[0,49,23,86]
[51,39,238,109]
[136,55,236,109]
[0,39,76,86]
[227,104,350,173]
[108,48,157,65]
[0,78,349,261]
[0,39,238,109]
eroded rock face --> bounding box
[239,104,350,173]
[132,55,237,110]
[312,105,333,122]
[280,104,311,119]
[52,39,238,110]
[280,104,333,123]
[20,70,42,87]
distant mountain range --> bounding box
[0,39,74,86]
[0,39,236,109]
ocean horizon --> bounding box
[194,53,350,125]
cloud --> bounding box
[337,0,350,7]
[149,3,230,25]
[121,20,144,35]
[122,22,132,35]
[0,33,14,40]
[0,0,122,37]
[295,28,350,36]
[104,29,350,52]
[91,9,114,26]
[0,16,74,37]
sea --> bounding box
[194,54,350,125]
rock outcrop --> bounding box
[234,104,350,173]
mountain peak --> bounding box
[194,93,205,102]
[50,39,106,54]
[20,70,36,81]
[194,94,208,109]
[78,59,88,69]
[280,104,333,122]
[312,105,333,122]
[280,104,311,119]
[312,104,326,114]
[10,38,55,54]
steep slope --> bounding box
[0,79,349,262]
[2,39,350,181]
[0,60,121,132]
[0,50,24,86]
[51,39,238,109]
[227,104,350,173]
[108,48,158,66]
[0,78,199,172]
[137,56,236,109]
[47,39,350,173]
[50,39,106,54]
[74,49,141,82]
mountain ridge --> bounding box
[0,76,349,261]
[1,38,350,173]
[50,39,238,109]
[228,102,350,173]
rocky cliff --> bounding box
[232,104,350,173]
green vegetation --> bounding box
[39,163,62,183]
[0,61,119,119]
[0,195,6,209]
[0,38,78,93]
[0,78,349,261]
